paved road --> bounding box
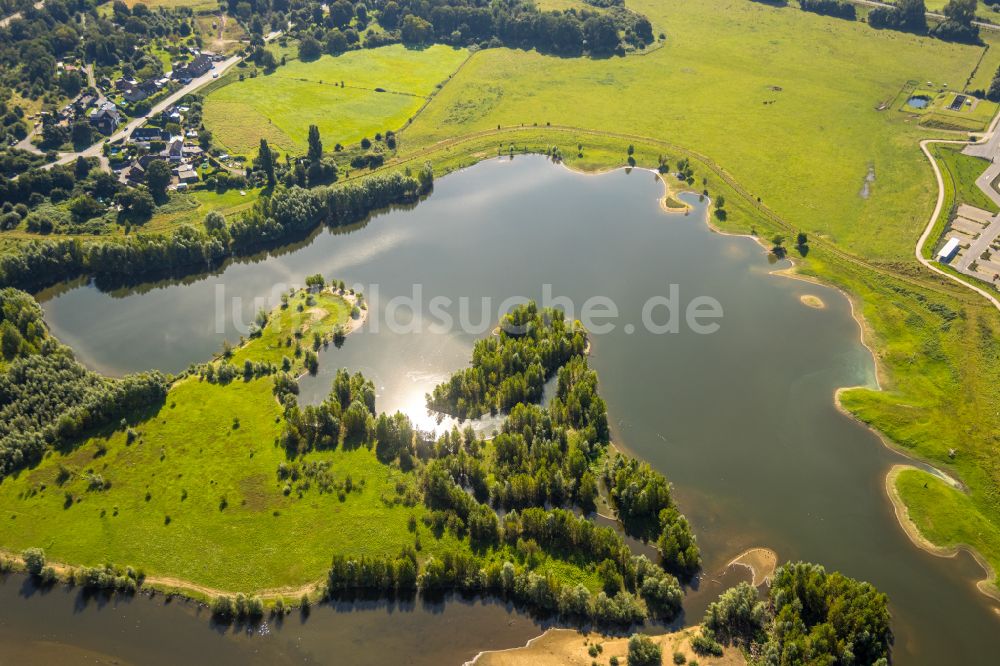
[916,103,1000,311]
[13,128,42,155]
[962,129,1000,209]
[848,0,1000,32]
[47,54,241,169]
[14,64,104,157]
[958,213,1000,271]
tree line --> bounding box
[0,167,434,293]
[759,0,981,45]
[798,0,856,20]
[868,0,979,44]
[0,287,168,478]
[604,455,701,578]
[321,547,680,627]
[272,0,654,58]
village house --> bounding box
[122,80,159,104]
[131,126,169,143]
[89,101,122,135]
[171,54,213,82]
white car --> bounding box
[212,72,219,79]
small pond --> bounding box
[906,95,931,109]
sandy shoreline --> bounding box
[884,465,1000,603]
[466,627,745,666]
[290,288,368,382]
[725,547,778,587]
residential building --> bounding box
[89,102,122,135]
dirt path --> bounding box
[0,546,324,601]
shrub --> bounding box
[211,595,235,619]
[690,632,723,657]
[627,634,661,666]
[22,547,45,576]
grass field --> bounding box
[203,44,469,156]
[535,0,599,12]
[934,143,998,214]
[228,290,353,369]
[0,290,453,591]
[402,0,988,262]
[143,187,262,233]
[194,14,248,56]
[126,0,221,10]
[895,468,1000,591]
[0,289,606,594]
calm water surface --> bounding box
[23,156,1000,664]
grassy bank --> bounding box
[401,0,989,261]
[893,467,1000,597]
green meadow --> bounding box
[405,0,990,261]
[203,44,468,156]
[936,142,997,213]
[143,187,262,234]
[0,290,604,594]
[0,291,449,591]
[126,0,220,10]
[924,0,1000,20]
[0,374,442,591]
[895,467,1000,595]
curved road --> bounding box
[915,109,1000,311]
[46,54,242,169]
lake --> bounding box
[27,156,1000,663]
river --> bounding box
[20,156,1000,663]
